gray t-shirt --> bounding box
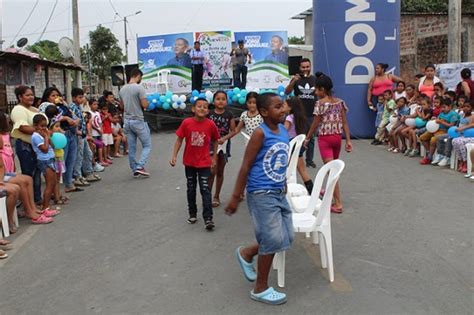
[119,83,147,120]
[233,48,249,66]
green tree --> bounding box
[288,36,305,45]
[27,40,68,62]
[401,0,474,13]
[88,25,123,90]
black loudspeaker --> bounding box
[111,65,125,86]
[125,64,139,83]
[288,56,303,76]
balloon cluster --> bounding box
[190,90,214,105]
[227,88,249,105]
[146,92,187,111]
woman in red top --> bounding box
[456,68,474,102]
[417,64,441,99]
[367,63,402,110]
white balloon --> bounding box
[179,95,187,102]
[426,120,439,133]
[205,90,213,98]
[172,94,179,102]
[179,103,186,110]
[152,99,158,103]
[389,116,398,124]
[405,118,416,127]
[172,103,179,109]
[254,88,260,94]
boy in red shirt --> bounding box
[170,98,219,230]
[100,103,114,164]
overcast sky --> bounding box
[2,0,311,63]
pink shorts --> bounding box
[318,134,342,160]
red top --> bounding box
[176,117,219,168]
[101,113,113,134]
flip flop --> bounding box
[331,205,343,214]
[250,287,287,305]
[31,214,53,224]
[235,246,256,282]
[0,239,11,246]
[212,198,220,208]
[0,243,13,251]
[41,208,61,217]
[65,187,84,193]
[0,249,8,259]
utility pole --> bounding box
[72,0,82,87]
[86,43,93,93]
[0,0,4,50]
[124,16,128,64]
[448,0,462,63]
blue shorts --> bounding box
[37,158,57,174]
[247,189,294,255]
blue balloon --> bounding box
[190,96,198,104]
[232,95,238,102]
[165,91,173,98]
[146,95,153,102]
[415,117,426,128]
[148,103,156,111]
[240,89,248,98]
[162,102,170,110]
[192,90,199,97]
[198,93,206,99]
[464,128,474,138]
[448,126,460,139]
[277,85,285,92]
[159,95,166,103]
[238,97,246,105]
[233,87,240,94]
[51,132,67,150]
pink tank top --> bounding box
[372,77,393,96]
[0,133,15,173]
[419,83,435,99]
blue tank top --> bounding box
[247,123,289,192]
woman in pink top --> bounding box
[306,74,353,213]
[417,64,441,99]
[367,63,402,110]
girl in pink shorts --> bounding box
[306,73,353,213]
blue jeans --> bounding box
[247,189,294,255]
[63,132,78,188]
[15,139,42,203]
[74,137,94,178]
[235,64,248,89]
[124,118,152,172]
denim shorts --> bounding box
[247,189,294,255]
[37,158,57,174]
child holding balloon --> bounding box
[419,98,459,165]
[387,97,409,153]
[208,90,236,208]
[31,114,61,214]
[451,101,474,172]
[404,97,432,157]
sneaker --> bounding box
[205,219,215,231]
[306,161,317,168]
[409,149,419,157]
[135,168,150,177]
[370,140,377,145]
[431,155,443,165]
[106,159,113,164]
[420,157,431,165]
[107,155,114,160]
[74,177,90,186]
[85,174,101,182]
[187,217,198,224]
[94,163,105,172]
[100,162,109,167]
[438,157,450,167]
[404,149,411,156]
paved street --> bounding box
[0,132,472,315]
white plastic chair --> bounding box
[0,196,10,238]
[240,131,250,145]
[156,69,171,93]
[466,143,474,177]
[274,160,345,287]
[286,135,307,202]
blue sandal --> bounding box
[250,287,287,305]
[235,246,256,282]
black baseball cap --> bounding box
[237,40,244,44]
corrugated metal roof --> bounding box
[0,49,83,70]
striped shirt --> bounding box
[190,49,206,65]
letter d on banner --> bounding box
[313,0,400,138]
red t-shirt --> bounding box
[176,117,220,168]
[101,113,113,134]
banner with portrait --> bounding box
[234,31,290,89]
[137,32,194,94]
[194,31,233,90]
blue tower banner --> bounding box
[313,0,400,138]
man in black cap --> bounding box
[230,40,251,89]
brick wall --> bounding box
[400,14,474,84]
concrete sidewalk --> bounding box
[0,133,472,314]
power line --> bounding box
[108,0,121,17]
[37,0,59,42]
[7,0,40,47]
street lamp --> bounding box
[123,10,141,64]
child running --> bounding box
[233,92,263,137]
[170,98,219,230]
[208,90,235,208]
[31,114,61,216]
[225,93,291,305]
[306,73,352,213]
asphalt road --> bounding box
[0,132,472,315]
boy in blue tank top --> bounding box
[225,93,293,305]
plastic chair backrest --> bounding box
[240,130,250,144]
[157,70,171,84]
[314,160,345,226]
[286,134,306,184]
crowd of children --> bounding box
[0,86,127,259]
[370,67,474,178]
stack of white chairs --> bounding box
[274,159,345,287]
[286,135,308,205]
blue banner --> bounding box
[137,32,194,94]
[313,0,400,138]
[234,31,290,89]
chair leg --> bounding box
[450,150,456,170]
[323,231,335,282]
[311,231,319,244]
[305,232,310,238]
[467,146,473,176]
[0,197,9,238]
[319,232,327,269]
[272,252,279,270]
[276,251,285,288]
